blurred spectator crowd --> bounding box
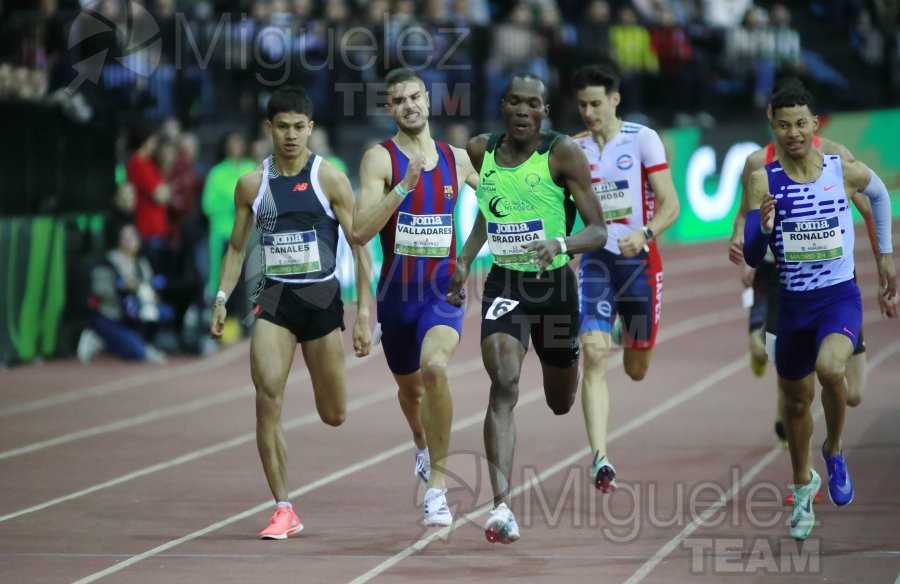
[2,0,898,126]
[1,0,898,363]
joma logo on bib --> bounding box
[792,220,830,231]
[269,232,310,245]
[411,216,445,226]
[495,223,531,234]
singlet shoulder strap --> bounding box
[485,133,503,154]
[537,131,561,155]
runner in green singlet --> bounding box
[446,74,607,544]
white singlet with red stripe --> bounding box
[573,122,669,255]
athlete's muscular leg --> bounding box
[394,372,427,449]
[817,334,854,455]
[623,347,652,381]
[541,360,578,414]
[419,324,460,490]
[300,327,348,427]
[482,332,527,507]
[580,331,612,456]
[779,373,816,485]
[250,320,299,502]
[844,351,866,407]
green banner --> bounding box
[660,108,900,244]
[0,217,66,365]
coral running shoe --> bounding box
[783,489,821,505]
[259,506,303,540]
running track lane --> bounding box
[0,237,898,584]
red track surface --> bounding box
[1,238,898,584]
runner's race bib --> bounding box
[394,212,453,257]
[487,219,546,265]
[781,216,843,262]
[593,179,632,220]
[263,230,321,275]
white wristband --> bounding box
[555,236,567,256]
[215,290,228,304]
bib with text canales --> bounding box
[781,216,843,262]
[263,230,321,275]
[394,212,453,257]
[592,179,632,220]
[487,219,545,265]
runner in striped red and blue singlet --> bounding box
[353,68,481,528]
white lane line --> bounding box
[623,340,900,584]
[0,356,488,524]
[68,388,550,584]
[351,335,900,584]
[0,278,744,461]
[67,306,747,583]
[0,345,381,461]
[347,356,748,584]
[0,342,249,418]
[622,446,786,584]
[1,306,745,523]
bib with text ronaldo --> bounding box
[394,212,453,257]
[263,230,321,275]
[781,216,843,262]
[487,219,545,265]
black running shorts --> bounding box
[480,265,580,368]
[254,277,344,342]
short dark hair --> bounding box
[502,73,546,100]
[267,86,314,120]
[770,82,814,115]
[571,65,619,94]
[384,68,425,90]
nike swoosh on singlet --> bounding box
[824,184,837,191]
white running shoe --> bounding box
[423,488,452,527]
[77,329,104,364]
[790,469,822,541]
[484,503,520,544]
[414,448,431,484]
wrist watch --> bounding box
[642,225,654,242]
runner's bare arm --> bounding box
[352,145,426,244]
[731,149,766,264]
[617,166,678,258]
[446,136,489,307]
[320,160,372,355]
[547,135,606,255]
[210,170,260,338]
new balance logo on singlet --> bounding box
[292,182,309,192]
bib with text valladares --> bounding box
[487,219,545,265]
[394,212,453,257]
[781,216,843,262]
[263,230,321,275]
[592,179,632,220]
